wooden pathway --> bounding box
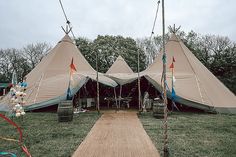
[72,111,160,157]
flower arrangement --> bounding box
[10,78,27,117]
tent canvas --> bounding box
[0,34,117,111]
[105,55,138,85]
[143,34,236,114]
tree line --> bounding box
[137,30,236,94]
[0,43,51,82]
[0,30,235,94]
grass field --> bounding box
[1,111,236,157]
[139,112,236,157]
[0,112,100,157]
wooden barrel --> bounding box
[57,100,73,122]
[153,99,165,118]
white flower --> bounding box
[16,113,21,117]
[21,112,26,115]
[15,104,21,108]
[15,91,21,96]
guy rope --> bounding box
[59,0,76,39]
[0,114,32,157]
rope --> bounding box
[0,152,17,157]
[59,0,69,23]
[0,136,19,142]
[149,0,161,41]
[0,114,32,157]
[59,0,77,40]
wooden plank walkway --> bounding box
[72,111,160,157]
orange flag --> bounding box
[169,63,174,69]
[169,56,175,68]
[70,58,77,72]
[70,58,77,81]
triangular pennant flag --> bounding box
[169,63,174,69]
[171,87,176,100]
[173,56,175,62]
[70,58,77,82]
[66,86,72,100]
[172,75,176,83]
[70,58,77,72]
[11,70,18,86]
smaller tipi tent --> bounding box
[106,55,138,85]
[144,33,236,114]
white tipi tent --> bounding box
[0,34,117,111]
[105,55,138,85]
[144,33,236,114]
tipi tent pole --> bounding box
[113,87,118,109]
[138,49,141,112]
[119,85,122,109]
[34,73,44,104]
[161,0,169,156]
[96,50,100,114]
[171,65,174,111]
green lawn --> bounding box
[139,112,236,157]
[0,112,100,157]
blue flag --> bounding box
[66,85,72,100]
[171,87,176,100]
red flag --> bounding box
[169,63,174,69]
[70,58,77,72]
[173,56,175,62]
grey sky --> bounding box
[0,0,236,49]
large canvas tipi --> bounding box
[0,34,117,111]
[144,34,236,114]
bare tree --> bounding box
[0,49,30,82]
[22,42,51,69]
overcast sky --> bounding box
[0,0,235,49]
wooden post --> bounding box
[162,0,169,156]
[138,49,141,112]
[119,85,122,109]
[96,50,100,114]
[114,87,118,109]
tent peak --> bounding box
[58,34,74,44]
[169,33,179,42]
[168,24,181,34]
[117,55,125,60]
[106,55,133,74]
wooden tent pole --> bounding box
[138,49,141,112]
[114,87,118,109]
[162,0,169,156]
[119,85,122,109]
[96,50,100,114]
